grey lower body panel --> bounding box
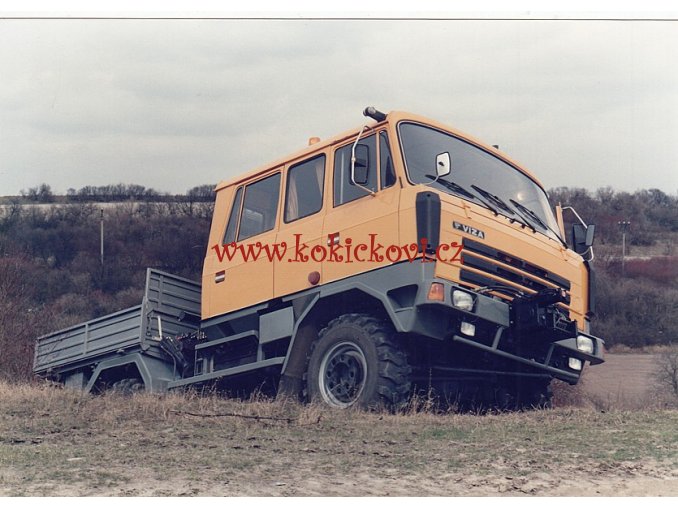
[200,261,604,388]
[305,261,603,383]
[82,352,179,393]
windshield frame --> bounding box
[396,120,563,243]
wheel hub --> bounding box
[318,342,367,407]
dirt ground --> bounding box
[2,463,676,496]
[1,354,677,497]
[581,353,661,408]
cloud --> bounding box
[0,19,676,195]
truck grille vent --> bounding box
[461,238,571,295]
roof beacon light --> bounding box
[363,106,387,122]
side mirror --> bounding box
[351,144,369,185]
[435,152,451,178]
[572,223,595,255]
[585,224,596,247]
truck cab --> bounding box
[199,107,603,408]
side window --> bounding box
[236,173,281,242]
[285,155,325,223]
[333,134,377,206]
[380,131,397,189]
[223,186,243,244]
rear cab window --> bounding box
[223,172,281,243]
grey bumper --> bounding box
[410,278,605,384]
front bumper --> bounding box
[411,278,605,384]
[451,330,604,383]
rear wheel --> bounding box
[305,313,411,410]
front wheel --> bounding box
[305,314,411,410]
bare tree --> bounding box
[0,257,40,381]
[654,345,678,405]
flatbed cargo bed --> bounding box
[34,269,201,380]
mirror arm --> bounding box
[561,206,588,229]
[423,152,450,188]
[350,125,376,196]
[422,173,441,187]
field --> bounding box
[580,353,664,409]
[1,355,677,497]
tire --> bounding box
[305,313,411,410]
[511,379,553,410]
[483,379,553,411]
[523,381,553,410]
[111,378,145,394]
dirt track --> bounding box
[2,464,676,496]
[581,354,660,408]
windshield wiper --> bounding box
[510,199,567,246]
[469,185,538,232]
[509,199,547,229]
[423,178,542,235]
[424,175,476,201]
[424,176,509,218]
[471,185,516,217]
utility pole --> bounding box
[618,220,630,276]
[100,208,105,276]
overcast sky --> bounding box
[1,18,677,196]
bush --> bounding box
[0,186,676,381]
[0,202,210,380]
[624,257,678,285]
[592,269,678,348]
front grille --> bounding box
[461,238,571,297]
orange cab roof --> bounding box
[215,110,546,192]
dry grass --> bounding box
[1,380,677,496]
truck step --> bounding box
[167,357,284,389]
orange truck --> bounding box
[34,107,604,409]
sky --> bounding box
[1,15,677,196]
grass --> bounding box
[1,381,677,496]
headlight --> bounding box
[568,357,583,371]
[460,322,476,337]
[452,290,474,311]
[576,336,594,354]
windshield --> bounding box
[398,122,562,242]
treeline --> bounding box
[549,186,677,247]
[0,199,212,381]
[15,183,215,204]
[0,186,676,381]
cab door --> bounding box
[321,130,400,283]
[274,153,328,297]
[205,171,282,317]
